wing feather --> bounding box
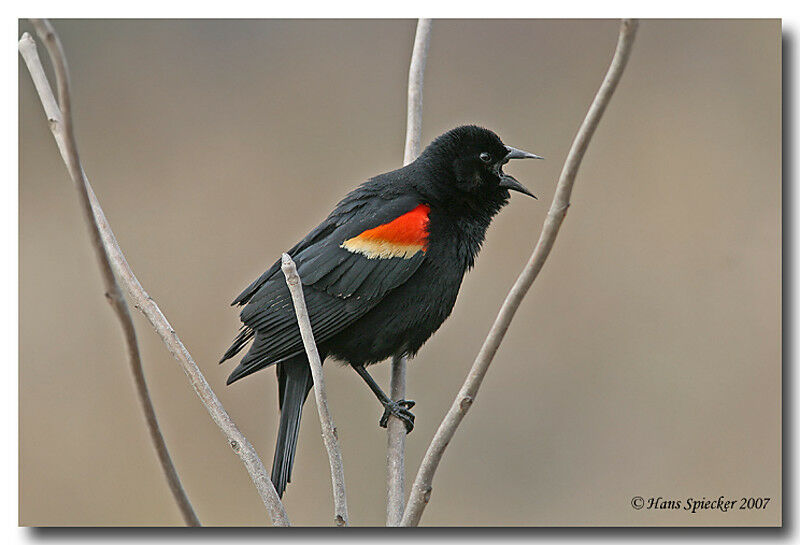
[223,192,429,382]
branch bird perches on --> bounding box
[387,17,433,528]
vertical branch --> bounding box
[281,255,349,527]
[386,354,408,526]
[401,19,639,527]
[21,22,200,527]
[403,19,433,166]
[388,17,432,527]
[20,24,290,526]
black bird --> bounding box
[221,125,541,497]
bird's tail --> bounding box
[271,358,314,498]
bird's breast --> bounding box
[426,209,492,272]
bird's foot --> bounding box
[379,399,416,433]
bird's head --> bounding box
[417,125,542,207]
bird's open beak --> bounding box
[504,146,543,161]
[499,173,537,199]
[499,145,542,198]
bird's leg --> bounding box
[352,365,415,433]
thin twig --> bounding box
[20,24,290,527]
[388,17,433,527]
[402,19,432,166]
[401,19,639,527]
[281,254,349,527]
[386,355,408,526]
[21,22,200,527]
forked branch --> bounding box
[19,22,289,526]
[21,21,199,527]
[401,19,639,527]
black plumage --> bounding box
[220,125,540,497]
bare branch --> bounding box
[403,19,433,165]
[386,354,408,526]
[281,254,349,527]
[401,19,639,527]
[20,24,290,527]
[20,22,200,527]
[387,17,433,527]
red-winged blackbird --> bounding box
[221,125,540,497]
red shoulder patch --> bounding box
[341,204,430,259]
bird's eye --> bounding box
[479,152,492,163]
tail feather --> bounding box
[271,359,313,498]
[220,326,254,364]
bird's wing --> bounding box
[223,194,429,382]
[230,217,339,306]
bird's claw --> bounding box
[379,399,416,433]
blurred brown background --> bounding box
[19,19,780,526]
